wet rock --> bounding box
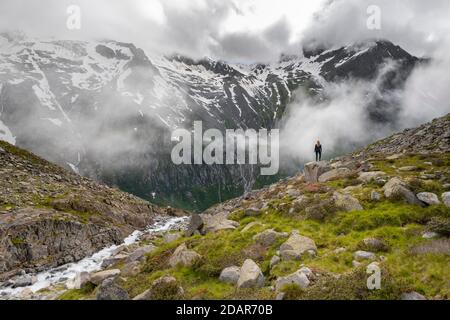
[279,231,317,261]
[12,274,37,288]
[219,266,240,285]
[237,259,265,288]
[90,269,121,285]
[417,192,441,205]
[168,243,201,268]
[96,278,129,300]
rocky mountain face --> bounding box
[0,34,421,210]
[0,140,185,281]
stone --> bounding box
[371,190,381,201]
[401,292,426,300]
[244,207,261,217]
[279,231,317,261]
[270,255,281,269]
[358,171,386,183]
[333,192,363,212]
[299,267,314,279]
[353,250,376,261]
[286,189,301,198]
[202,215,239,233]
[237,259,265,288]
[422,232,439,239]
[101,254,129,268]
[121,261,141,277]
[185,213,204,237]
[442,192,450,207]
[241,222,264,233]
[275,270,310,291]
[352,260,362,267]
[303,161,331,183]
[398,166,418,172]
[253,229,288,247]
[12,275,37,288]
[66,271,90,290]
[163,232,182,244]
[276,292,285,300]
[416,192,441,205]
[126,245,156,263]
[90,269,121,285]
[219,266,240,285]
[168,243,201,268]
[383,177,423,206]
[386,154,403,160]
[318,168,353,182]
[96,278,129,300]
[133,276,184,300]
[360,238,388,252]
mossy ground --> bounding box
[62,153,450,300]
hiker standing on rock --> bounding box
[315,140,322,162]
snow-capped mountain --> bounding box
[0,33,420,210]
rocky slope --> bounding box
[0,140,185,282]
[0,33,421,210]
[52,113,449,300]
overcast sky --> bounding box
[0,0,449,62]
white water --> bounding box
[0,216,187,297]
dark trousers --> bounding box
[315,151,321,162]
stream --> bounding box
[0,215,188,299]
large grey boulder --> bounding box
[202,213,239,233]
[219,266,240,285]
[353,251,376,261]
[275,270,310,292]
[401,292,426,300]
[253,229,288,247]
[237,259,265,288]
[185,213,204,237]
[126,245,156,263]
[279,231,317,260]
[417,192,441,205]
[168,243,201,268]
[383,177,423,206]
[442,192,450,207]
[333,192,363,212]
[90,269,121,285]
[303,161,331,183]
[96,278,129,300]
[318,168,353,182]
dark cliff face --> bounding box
[0,37,422,211]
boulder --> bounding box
[66,271,90,290]
[121,261,141,277]
[441,192,450,207]
[286,189,301,198]
[318,168,353,182]
[185,213,204,237]
[219,266,240,285]
[126,245,156,263]
[133,276,184,300]
[12,274,37,288]
[353,251,376,261]
[202,214,239,233]
[270,255,281,269]
[359,238,388,252]
[237,259,265,288]
[168,243,201,268]
[90,269,121,285]
[96,278,129,300]
[401,292,426,300]
[279,231,317,261]
[299,267,314,280]
[244,207,261,217]
[253,229,288,247]
[275,270,310,292]
[163,232,182,244]
[101,253,129,268]
[383,177,423,206]
[358,171,386,183]
[398,166,418,172]
[416,192,441,205]
[333,192,363,212]
[303,161,331,183]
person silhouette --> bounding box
[314,140,322,162]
